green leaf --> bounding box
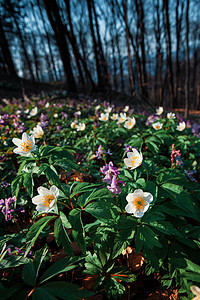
[84,252,103,275]
[33,245,49,281]
[136,225,162,253]
[0,283,20,300]
[105,277,125,299]
[22,261,36,286]
[59,211,71,229]
[11,174,23,197]
[146,141,159,154]
[78,188,112,208]
[45,166,61,188]
[38,163,49,176]
[70,182,101,198]
[40,281,94,300]
[0,256,29,269]
[40,256,83,284]
[84,200,114,223]
[25,216,56,257]
[68,209,86,254]
[161,183,198,217]
[54,158,80,172]
[32,287,57,300]
[23,173,33,197]
[54,217,73,256]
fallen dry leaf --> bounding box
[122,246,145,271]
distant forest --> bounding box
[0,0,200,111]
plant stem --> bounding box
[57,200,71,210]
[31,152,40,167]
[142,165,149,181]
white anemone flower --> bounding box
[31,125,44,138]
[28,107,38,118]
[117,112,127,124]
[76,122,85,131]
[32,185,59,212]
[111,113,119,120]
[156,106,163,115]
[176,121,186,131]
[152,122,163,130]
[54,113,58,118]
[125,189,153,218]
[190,285,200,300]
[167,112,176,119]
[124,105,129,112]
[95,105,100,111]
[124,148,143,169]
[104,106,112,113]
[124,117,136,129]
[71,121,77,129]
[99,112,109,121]
[12,132,36,156]
[45,102,50,108]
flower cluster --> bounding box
[184,169,197,182]
[95,145,112,159]
[0,196,24,221]
[100,162,125,195]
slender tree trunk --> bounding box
[0,18,17,76]
[175,0,184,107]
[64,0,95,88]
[43,0,76,91]
[122,0,135,94]
[112,0,124,92]
[91,0,110,88]
[37,0,58,81]
[86,0,103,88]
[135,0,148,99]
[163,0,174,108]
[185,0,190,118]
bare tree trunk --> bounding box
[0,18,17,76]
[86,0,103,88]
[64,0,95,88]
[37,0,58,81]
[91,0,110,88]
[153,0,163,105]
[122,0,135,95]
[163,0,174,108]
[175,0,184,107]
[184,0,190,118]
[135,0,148,99]
[43,0,76,91]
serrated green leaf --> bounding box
[54,217,73,256]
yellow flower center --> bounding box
[42,195,55,207]
[132,196,145,210]
[130,156,138,167]
[155,125,160,129]
[103,116,107,120]
[20,140,33,152]
[129,122,132,127]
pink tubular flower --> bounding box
[100,162,125,195]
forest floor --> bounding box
[1,73,200,121]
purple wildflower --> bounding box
[95,145,112,159]
[100,162,125,195]
[0,196,24,221]
[125,144,133,154]
[185,169,197,181]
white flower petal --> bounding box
[12,138,21,146]
[50,185,59,198]
[125,203,135,214]
[32,195,42,204]
[143,192,153,203]
[37,186,50,195]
